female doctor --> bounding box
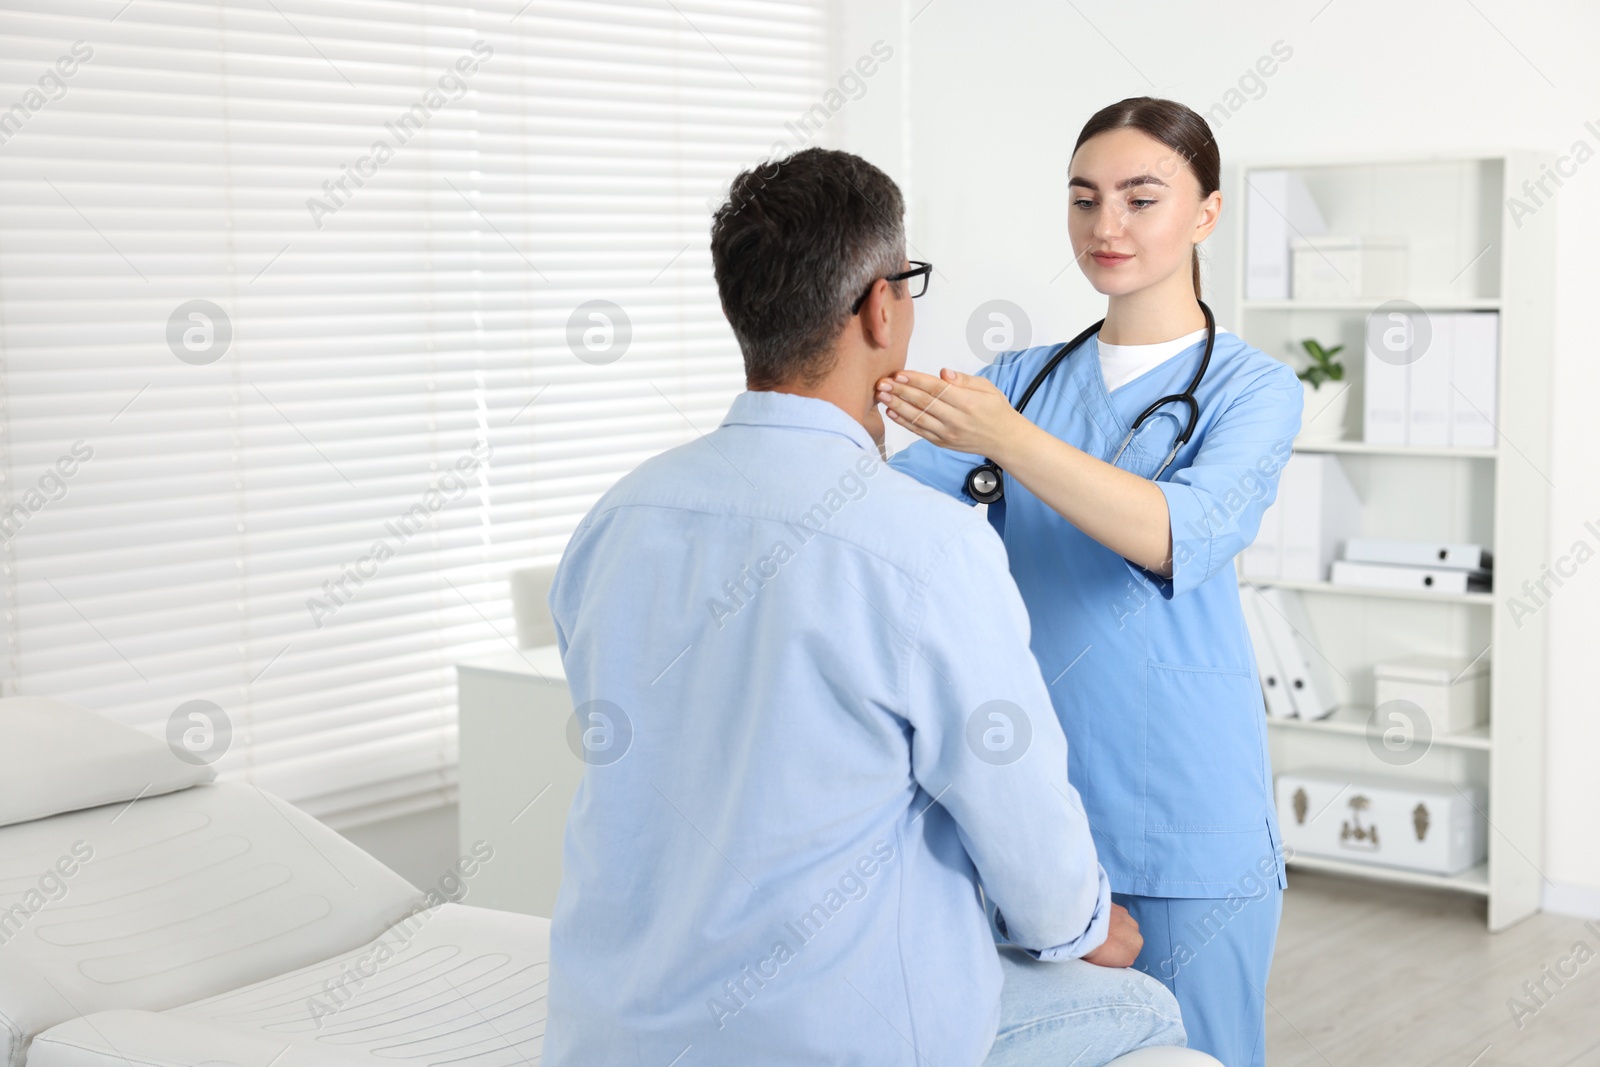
[877,97,1301,1067]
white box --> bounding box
[1276,768,1486,875]
[1292,236,1408,301]
[1374,655,1489,734]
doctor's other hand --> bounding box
[875,368,1024,460]
[1081,903,1143,969]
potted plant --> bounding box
[1296,338,1348,442]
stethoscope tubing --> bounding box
[963,300,1216,504]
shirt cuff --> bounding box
[991,862,1114,961]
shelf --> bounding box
[1241,577,1494,606]
[1286,853,1489,896]
[1234,150,1553,931]
[1242,298,1500,312]
[1292,437,1498,460]
[1267,705,1491,751]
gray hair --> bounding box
[711,148,906,389]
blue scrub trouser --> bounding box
[1111,889,1283,1067]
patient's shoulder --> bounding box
[572,433,998,576]
[850,458,1002,569]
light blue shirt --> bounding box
[891,331,1302,898]
[546,389,1111,1067]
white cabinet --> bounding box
[1232,153,1554,930]
[456,646,580,919]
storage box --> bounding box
[1275,768,1486,875]
[1292,235,1408,301]
[1373,655,1488,734]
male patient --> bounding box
[544,148,1186,1066]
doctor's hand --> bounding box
[863,401,888,461]
[875,368,1027,462]
[1081,903,1143,969]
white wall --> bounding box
[828,0,1600,912]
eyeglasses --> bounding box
[850,260,933,314]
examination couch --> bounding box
[0,696,1220,1066]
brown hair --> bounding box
[1072,97,1220,299]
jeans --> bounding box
[981,943,1188,1066]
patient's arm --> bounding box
[904,516,1112,961]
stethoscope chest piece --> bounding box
[965,461,1004,505]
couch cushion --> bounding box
[0,696,215,829]
[0,781,425,1067]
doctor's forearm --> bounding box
[992,420,1174,577]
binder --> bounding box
[1245,171,1327,300]
[1275,453,1361,583]
[1242,586,1295,718]
[1450,312,1499,448]
[1363,309,1413,445]
[1241,497,1283,581]
[1342,537,1493,574]
[1330,559,1490,594]
[1255,586,1339,720]
[1406,314,1453,448]
[1363,311,1500,449]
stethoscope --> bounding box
[963,300,1217,505]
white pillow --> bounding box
[0,695,215,827]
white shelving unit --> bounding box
[1231,154,1555,931]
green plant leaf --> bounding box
[1298,338,1345,385]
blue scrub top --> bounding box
[890,330,1301,898]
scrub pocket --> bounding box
[1143,661,1265,832]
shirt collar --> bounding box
[719,390,878,454]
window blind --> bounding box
[0,0,826,828]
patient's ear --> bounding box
[860,279,896,350]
